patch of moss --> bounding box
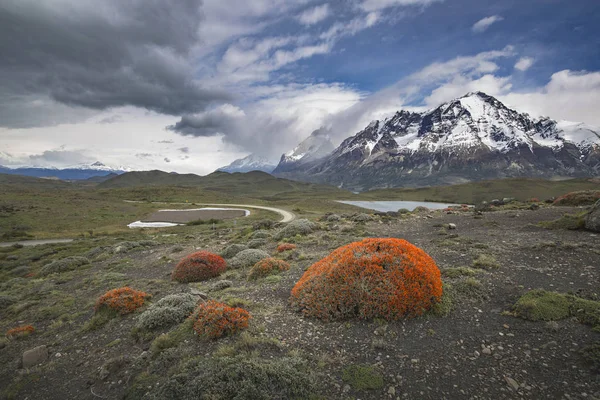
[342,364,384,391]
[513,290,600,328]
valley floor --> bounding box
[1,205,599,399]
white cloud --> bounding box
[360,0,443,12]
[472,15,504,33]
[500,70,600,125]
[514,57,535,71]
[297,4,330,26]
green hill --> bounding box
[358,177,600,204]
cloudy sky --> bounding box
[1,0,599,174]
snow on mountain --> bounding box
[274,91,600,190]
[217,154,277,173]
[273,128,335,174]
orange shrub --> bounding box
[192,300,250,339]
[95,287,150,315]
[290,238,442,321]
[277,243,297,252]
[6,325,34,338]
[172,251,227,283]
[248,258,290,280]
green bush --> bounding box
[150,355,317,400]
[250,230,271,239]
[112,241,158,254]
[273,219,318,240]
[40,256,90,275]
[472,254,500,269]
[247,239,267,249]
[220,244,248,259]
[229,249,270,269]
[136,293,199,331]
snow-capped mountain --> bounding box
[0,161,128,181]
[273,92,600,190]
[273,128,335,174]
[217,154,277,174]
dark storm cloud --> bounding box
[28,149,92,165]
[0,0,230,128]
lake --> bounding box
[336,200,463,212]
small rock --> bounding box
[448,223,457,230]
[473,351,480,357]
[22,345,48,368]
[482,348,492,355]
[343,384,351,393]
[505,376,520,391]
[388,386,396,395]
[6,255,18,261]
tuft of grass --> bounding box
[472,254,500,270]
[539,212,587,230]
[442,267,479,279]
[81,307,120,332]
[342,364,384,391]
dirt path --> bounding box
[123,200,295,223]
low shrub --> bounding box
[151,355,317,400]
[172,251,227,283]
[277,243,297,252]
[136,293,199,331]
[252,219,275,230]
[273,219,318,240]
[40,256,90,275]
[247,239,267,249]
[248,258,290,280]
[219,244,248,259]
[351,213,373,223]
[250,230,271,239]
[326,214,341,222]
[397,208,411,214]
[112,241,158,254]
[6,325,34,339]
[95,287,150,315]
[581,342,600,371]
[229,249,270,269]
[192,300,250,339]
[290,238,443,321]
[0,295,16,310]
[553,190,600,206]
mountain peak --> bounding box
[217,153,277,174]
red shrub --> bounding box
[553,191,600,206]
[290,238,442,321]
[192,300,250,339]
[95,287,150,315]
[248,258,290,280]
[6,325,34,338]
[172,251,227,283]
[277,243,297,253]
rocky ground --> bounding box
[0,204,599,400]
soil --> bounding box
[142,209,247,223]
[1,205,599,399]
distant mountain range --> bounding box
[272,92,600,190]
[217,154,277,173]
[0,162,127,181]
